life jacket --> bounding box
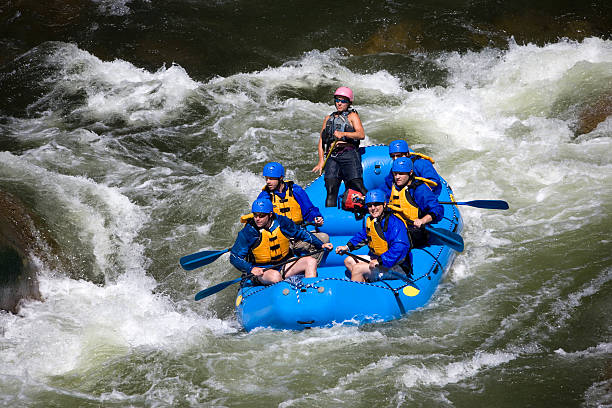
[366,212,391,256]
[322,109,359,153]
[388,180,429,225]
[262,181,303,225]
[240,214,291,265]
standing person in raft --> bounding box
[257,161,330,263]
[335,189,411,282]
[312,86,367,207]
[388,157,444,248]
[383,140,442,197]
[230,198,333,285]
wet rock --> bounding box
[576,93,612,136]
[0,191,48,312]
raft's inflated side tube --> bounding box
[236,145,463,331]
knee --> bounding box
[346,178,367,195]
[306,257,317,268]
[267,272,282,284]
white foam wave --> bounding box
[400,350,517,387]
[554,342,612,358]
[37,43,199,125]
[0,272,236,379]
[0,151,147,278]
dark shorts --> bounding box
[324,148,363,182]
[368,265,409,282]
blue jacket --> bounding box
[384,156,442,197]
[257,182,322,224]
[346,212,410,268]
[230,214,325,275]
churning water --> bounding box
[1,1,611,406]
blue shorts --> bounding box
[324,148,363,182]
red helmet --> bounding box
[334,86,354,103]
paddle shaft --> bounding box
[439,200,509,210]
[341,251,370,263]
[321,140,337,171]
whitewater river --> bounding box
[1,1,611,406]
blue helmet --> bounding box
[392,157,413,173]
[388,140,409,155]
[263,162,285,178]
[251,198,273,214]
[364,189,387,205]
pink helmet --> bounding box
[334,86,354,103]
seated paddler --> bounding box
[335,189,411,283]
[230,198,333,285]
[388,157,444,248]
[383,139,442,197]
[257,161,330,263]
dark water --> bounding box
[1,1,611,407]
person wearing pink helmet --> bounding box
[312,86,367,207]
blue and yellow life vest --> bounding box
[263,181,303,225]
[240,215,291,265]
[388,179,432,225]
[366,212,391,256]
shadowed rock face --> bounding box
[0,191,46,313]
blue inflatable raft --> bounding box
[235,145,463,331]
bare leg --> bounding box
[350,262,372,282]
[258,269,283,285]
[283,256,318,278]
[344,255,371,282]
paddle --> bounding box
[180,248,230,271]
[321,140,337,171]
[421,224,464,252]
[193,249,325,301]
[439,200,509,210]
[194,277,243,301]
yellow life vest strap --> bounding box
[240,213,254,224]
[415,176,438,189]
[409,152,435,164]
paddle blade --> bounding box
[180,248,230,271]
[194,278,242,301]
[425,226,465,252]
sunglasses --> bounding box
[334,98,350,104]
[366,202,384,208]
